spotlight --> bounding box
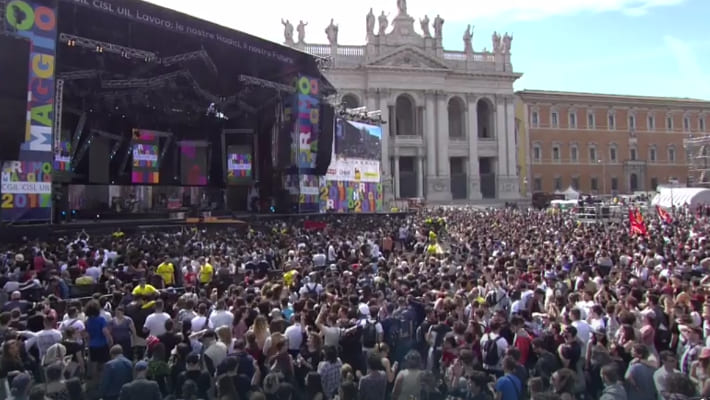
[71,209,77,216]
[61,211,67,217]
[269,205,276,213]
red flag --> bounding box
[656,206,673,224]
[304,220,327,231]
[628,208,648,236]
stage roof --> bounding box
[56,0,333,128]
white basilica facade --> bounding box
[282,2,521,202]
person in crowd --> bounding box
[100,345,133,400]
[119,360,161,400]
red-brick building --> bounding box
[516,90,710,194]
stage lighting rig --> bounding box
[59,33,158,61]
[161,49,218,76]
[57,70,100,81]
[238,75,295,94]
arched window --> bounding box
[395,94,415,136]
[448,97,466,138]
[341,93,360,109]
[477,98,495,139]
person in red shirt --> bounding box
[510,316,532,366]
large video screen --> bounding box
[226,145,252,185]
[179,142,208,186]
[131,130,160,184]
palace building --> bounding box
[281,1,522,202]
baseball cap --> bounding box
[135,360,149,371]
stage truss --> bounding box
[684,135,710,185]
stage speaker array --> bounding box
[314,103,335,176]
[0,34,31,161]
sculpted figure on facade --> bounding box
[378,11,389,36]
[281,19,294,46]
[433,15,444,41]
[296,20,308,44]
[463,24,474,53]
[502,33,513,54]
[397,0,407,15]
[325,19,339,45]
[492,31,502,53]
[366,8,375,40]
[420,15,431,38]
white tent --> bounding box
[651,187,710,208]
[561,186,580,200]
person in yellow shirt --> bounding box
[199,258,214,286]
[156,256,175,286]
[132,278,158,297]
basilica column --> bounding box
[416,154,424,198]
[436,91,450,178]
[424,91,437,178]
[393,154,400,198]
[377,89,393,202]
[467,94,482,200]
[495,95,515,199]
[505,95,518,180]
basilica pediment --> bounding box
[367,46,449,70]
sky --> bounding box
[147,0,710,100]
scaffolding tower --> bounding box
[684,135,710,186]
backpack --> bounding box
[362,320,378,348]
[383,317,401,349]
[483,334,500,366]
[304,283,318,299]
[395,309,414,340]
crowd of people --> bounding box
[0,206,709,400]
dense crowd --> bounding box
[1,206,710,400]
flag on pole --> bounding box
[656,205,673,224]
[628,208,648,236]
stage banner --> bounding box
[4,0,58,155]
[293,75,320,169]
[54,140,71,172]
[179,141,208,186]
[324,119,383,212]
[1,161,52,221]
[132,130,160,184]
[226,145,252,185]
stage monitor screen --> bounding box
[226,145,252,184]
[179,141,208,186]
[131,130,160,184]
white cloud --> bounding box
[146,0,685,46]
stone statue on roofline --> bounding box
[463,24,474,53]
[297,20,308,44]
[326,19,339,45]
[281,19,294,46]
[378,11,389,36]
[433,15,444,41]
[397,0,407,15]
[420,15,431,38]
[502,33,513,53]
[492,31,502,53]
[366,8,375,39]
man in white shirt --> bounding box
[208,300,233,330]
[22,315,62,360]
[191,304,209,334]
[653,350,679,400]
[570,308,591,355]
[143,300,171,337]
[481,321,509,374]
[85,264,102,283]
[284,315,305,356]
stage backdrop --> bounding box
[179,141,208,186]
[323,119,383,213]
[1,0,58,222]
[289,75,321,213]
[226,145,252,185]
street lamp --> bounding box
[597,158,606,195]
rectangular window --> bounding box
[701,118,706,132]
[650,148,656,162]
[591,177,598,191]
[588,113,595,129]
[531,111,539,127]
[611,177,618,191]
[551,112,559,128]
[629,116,635,130]
[610,147,617,162]
[589,147,597,162]
[571,147,578,162]
[608,114,615,129]
[684,117,690,132]
[554,177,562,191]
[648,115,655,131]
[552,146,560,161]
[569,113,577,128]
[667,116,673,130]
[533,146,541,161]
[630,148,637,161]
[533,178,542,192]
[571,177,580,190]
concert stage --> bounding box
[0,210,413,243]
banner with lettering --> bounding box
[1,161,52,221]
[2,0,58,222]
[294,75,320,169]
[298,174,320,213]
[322,181,383,213]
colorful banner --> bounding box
[5,0,58,154]
[299,174,321,212]
[54,140,71,172]
[131,131,160,184]
[1,161,52,221]
[322,181,383,213]
[326,158,381,183]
